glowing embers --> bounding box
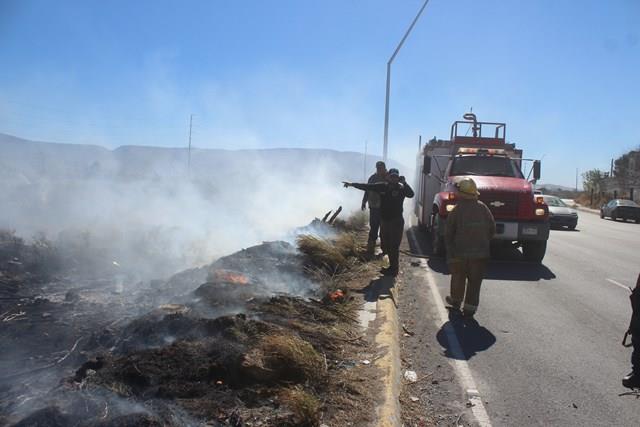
[157,303,190,315]
[212,269,250,285]
[328,289,345,302]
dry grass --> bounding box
[260,333,326,383]
[333,211,368,232]
[333,233,364,258]
[0,229,22,245]
[296,232,364,274]
[0,229,61,277]
[279,386,321,427]
[297,235,348,271]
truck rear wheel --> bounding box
[522,241,547,263]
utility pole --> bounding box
[575,168,579,192]
[187,114,193,176]
[363,140,368,181]
[382,0,431,162]
[610,158,614,176]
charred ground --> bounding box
[1,215,379,427]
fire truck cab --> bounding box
[415,114,550,262]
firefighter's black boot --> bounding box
[445,296,461,310]
[622,372,640,389]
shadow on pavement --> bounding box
[407,226,557,282]
[436,315,496,360]
[357,276,396,304]
[550,227,581,232]
[427,258,556,281]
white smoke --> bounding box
[0,141,385,281]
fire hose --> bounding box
[399,249,431,259]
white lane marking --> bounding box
[407,231,493,427]
[606,278,631,291]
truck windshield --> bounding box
[543,196,567,207]
[449,156,524,178]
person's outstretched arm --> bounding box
[343,182,387,193]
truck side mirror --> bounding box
[533,160,541,181]
[423,156,431,175]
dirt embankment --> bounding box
[575,193,608,209]
[1,215,378,427]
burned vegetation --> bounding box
[1,213,378,427]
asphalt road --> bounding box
[409,211,640,426]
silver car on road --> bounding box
[542,195,578,230]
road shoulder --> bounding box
[371,279,402,427]
[397,228,481,426]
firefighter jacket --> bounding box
[445,198,496,260]
[631,274,640,332]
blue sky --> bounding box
[1,0,638,187]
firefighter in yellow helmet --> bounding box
[444,177,496,317]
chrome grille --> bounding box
[479,191,519,217]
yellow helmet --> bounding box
[456,177,480,197]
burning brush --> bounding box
[210,269,250,285]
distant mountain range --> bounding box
[0,132,404,184]
[535,183,577,193]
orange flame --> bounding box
[329,289,345,301]
[213,269,250,285]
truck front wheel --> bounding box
[522,241,547,263]
[431,214,446,256]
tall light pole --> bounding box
[383,0,431,162]
[187,113,193,176]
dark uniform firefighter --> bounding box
[444,177,496,317]
[343,168,414,277]
[361,161,388,256]
[623,273,640,389]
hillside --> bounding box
[0,133,401,183]
[0,133,405,280]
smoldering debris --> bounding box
[0,230,61,292]
[1,217,376,427]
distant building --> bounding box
[602,150,640,202]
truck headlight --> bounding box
[446,204,456,212]
[535,208,545,216]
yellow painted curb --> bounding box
[374,289,401,427]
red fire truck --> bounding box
[415,113,550,262]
